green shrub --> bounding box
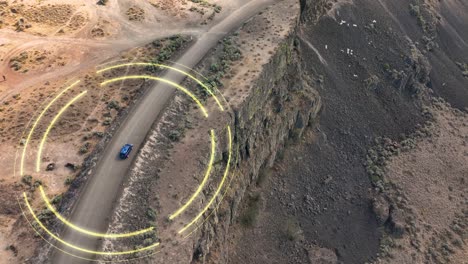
[79,142,91,154]
[82,133,92,141]
[64,177,73,185]
[147,207,157,220]
[383,63,391,71]
[93,131,105,138]
[51,194,63,205]
[21,175,33,186]
[409,4,420,17]
[256,169,271,187]
[102,117,112,126]
[285,218,302,241]
[210,63,219,72]
[147,35,188,69]
[37,209,52,222]
[240,193,261,227]
[168,130,181,142]
[107,100,120,110]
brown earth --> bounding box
[0,33,192,263]
[371,102,467,264]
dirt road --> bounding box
[50,0,279,263]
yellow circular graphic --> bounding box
[15,61,236,261]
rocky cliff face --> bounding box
[299,0,329,23]
[194,39,322,264]
[189,3,323,263]
[84,1,323,262]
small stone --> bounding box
[46,163,55,171]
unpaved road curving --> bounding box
[50,0,281,263]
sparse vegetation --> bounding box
[147,35,189,69]
[96,0,108,6]
[126,6,145,21]
[146,207,157,220]
[285,217,302,241]
[37,208,52,223]
[51,194,62,205]
[9,52,27,71]
[102,117,112,126]
[365,118,434,189]
[93,131,105,138]
[107,100,120,110]
[409,4,421,17]
[383,63,391,72]
[409,3,426,28]
[64,177,73,185]
[168,130,181,142]
[196,37,242,99]
[214,5,222,13]
[79,142,91,154]
[455,61,468,78]
[240,193,261,227]
[365,74,380,90]
[82,133,92,141]
[21,175,33,186]
[256,169,271,187]
[65,162,80,171]
[20,175,41,191]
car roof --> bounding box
[121,144,131,152]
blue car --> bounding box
[119,144,133,159]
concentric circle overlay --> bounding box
[15,62,235,261]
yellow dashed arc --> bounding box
[100,75,209,118]
[97,62,224,111]
[183,141,240,239]
[17,196,161,262]
[39,186,154,238]
[167,60,231,106]
[36,90,88,172]
[169,129,217,219]
[20,80,80,176]
[16,61,234,259]
[178,126,232,233]
[22,193,160,255]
